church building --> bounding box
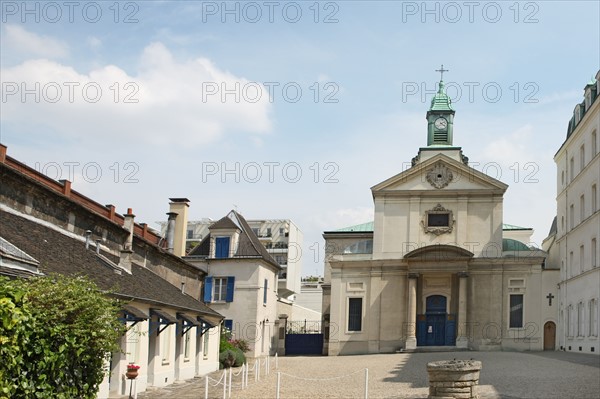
[321,74,559,355]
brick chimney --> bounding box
[119,208,135,273]
[168,198,190,257]
[0,144,7,163]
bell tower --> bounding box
[426,65,455,146]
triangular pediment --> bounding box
[371,154,508,195]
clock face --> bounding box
[434,117,447,130]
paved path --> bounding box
[137,351,600,399]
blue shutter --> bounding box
[215,237,230,258]
[224,319,233,332]
[204,276,213,302]
[225,276,235,302]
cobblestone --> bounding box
[136,351,600,399]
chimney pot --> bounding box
[85,230,92,249]
[127,208,133,215]
[95,239,101,254]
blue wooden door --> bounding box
[425,295,447,346]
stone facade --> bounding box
[322,79,559,355]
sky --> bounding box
[1,0,599,277]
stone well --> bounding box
[426,359,482,399]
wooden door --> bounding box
[544,321,556,350]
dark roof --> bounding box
[188,210,280,269]
[547,216,557,237]
[0,210,222,321]
[209,215,240,230]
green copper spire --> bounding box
[429,80,454,111]
[426,65,455,146]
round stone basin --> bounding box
[427,360,482,399]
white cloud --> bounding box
[1,42,273,147]
[87,36,102,49]
[2,25,69,59]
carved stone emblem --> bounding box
[426,163,453,189]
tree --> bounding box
[0,275,125,399]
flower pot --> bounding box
[126,369,139,379]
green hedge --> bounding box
[0,275,124,399]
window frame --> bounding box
[347,297,364,333]
[508,294,524,329]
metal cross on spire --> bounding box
[435,64,449,81]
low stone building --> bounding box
[0,145,223,397]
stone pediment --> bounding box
[371,154,508,195]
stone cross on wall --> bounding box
[546,293,555,306]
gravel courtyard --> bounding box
[137,351,600,399]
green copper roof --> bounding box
[335,221,374,232]
[586,77,597,86]
[502,223,532,231]
[429,81,454,111]
[502,238,532,251]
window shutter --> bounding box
[225,276,235,302]
[204,276,213,303]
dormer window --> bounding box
[215,236,230,258]
[585,90,592,110]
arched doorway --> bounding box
[544,321,556,350]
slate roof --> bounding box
[188,210,280,269]
[0,210,222,321]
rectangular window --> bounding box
[279,227,284,235]
[580,245,585,273]
[592,130,597,157]
[592,238,597,268]
[578,302,585,337]
[570,157,574,181]
[263,279,268,305]
[569,252,574,277]
[183,331,191,359]
[590,299,598,336]
[126,323,141,364]
[215,236,230,258]
[213,277,228,301]
[509,294,524,328]
[161,325,171,364]
[428,213,450,227]
[224,319,233,332]
[203,328,210,358]
[569,204,574,229]
[347,297,363,332]
[593,184,598,213]
[566,306,572,337]
[580,144,585,171]
[266,228,272,237]
[187,229,194,239]
[580,195,585,221]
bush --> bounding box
[0,275,124,399]
[229,338,250,353]
[219,349,237,369]
[232,347,246,366]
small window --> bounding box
[509,294,524,328]
[266,228,272,237]
[577,302,585,337]
[224,319,233,332]
[580,195,585,221]
[279,228,285,235]
[203,328,210,358]
[592,184,598,213]
[204,276,235,303]
[592,130,597,157]
[428,213,449,227]
[580,144,585,171]
[592,238,597,268]
[570,157,575,181]
[348,297,363,332]
[187,229,194,239]
[569,204,574,229]
[183,330,191,359]
[263,279,268,305]
[580,245,585,273]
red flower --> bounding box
[127,363,141,370]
